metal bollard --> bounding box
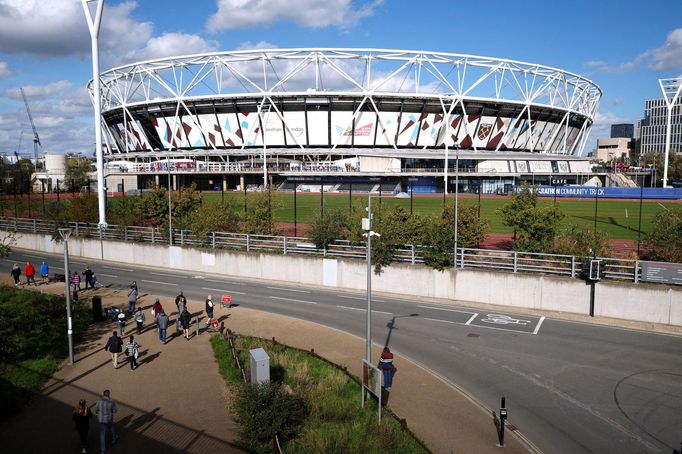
[493,396,507,447]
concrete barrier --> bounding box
[8,231,682,326]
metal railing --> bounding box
[0,216,645,283]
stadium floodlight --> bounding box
[659,78,682,188]
[81,0,107,227]
[58,228,74,365]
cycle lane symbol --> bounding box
[480,314,532,326]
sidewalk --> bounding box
[0,279,530,453]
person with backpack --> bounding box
[379,347,396,391]
[117,312,127,336]
[134,307,146,335]
[104,331,123,368]
[127,284,138,313]
[10,263,21,286]
[156,310,169,344]
[72,398,92,454]
[180,307,191,340]
[126,335,140,370]
[175,290,187,314]
[95,390,118,453]
[205,295,214,328]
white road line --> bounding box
[140,279,177,286]
[201,287,246,295]
[205,279,245,285]
[267,286,310,293]
[372,310,392,315]
[417,305,477,315]
[23,253,46,259]
[424,317,458,324]
[98,273,118,278]
[337,305,364,312]
[269,296,317,305]
[533,316,546,335]
[151,272,185,278]
[465,313,479,325]
[103,266,134,272]
[338,295,385,302]
[467,323,536,335]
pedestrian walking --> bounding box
[24,261,36,286]
[379,347,395,391]
[72,399,92,453]
[82,265,94,290]
[40,261,49,284]
[70,271,81,291]
[126,335,139,370]
[180,307,191,340]
[175,290,187,314]
[151,299,163,332]
[104,331,123,369]
[10,263,21,286]
[205,295,214,327]
[117,312,127,336]
[95,390,118,453]
[156,311,169,344]
[134,307,145,335]
[127,284,138,313]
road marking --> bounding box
[267,286,310,293]
[103,266,134,272]
[533,316,546,335]
[205,279,245,285]
[140,279,177,286]
[480,314,531,326]
[424,317,458,324]
[201,287,246,295]
[193,275,205,279]
[372,310,392,315]
[465,313,479,325]
[269,296,317,305]
[337,305,363,312]
[23,253,46,259]
[338,295,385,302]
[417,305,477,315]
[98,273,118,278]
[151,272,185,278]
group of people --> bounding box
[10,261,49,286]
[72,390,118,454]
[69,265,97,292]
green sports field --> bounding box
[203,191,678,240]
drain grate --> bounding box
[467,333,480,338]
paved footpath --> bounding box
[0,278,529,454]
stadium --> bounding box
[92,48,602,194]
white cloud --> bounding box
[123,33,218,63]
[237,41,278,50]
[584,27,682,74]
[650,28,682,72]
[0,61,11,78]
[206,0,383,32]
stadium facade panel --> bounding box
[93,49,601,158]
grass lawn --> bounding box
[211,334,429,453]
[203,191,677,240]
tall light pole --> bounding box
[453,148,459,266]
[59,228,75,365]
[167,161,173,245]
[362,195,380,364]
[659,78,682,188]
[82,0,107,227]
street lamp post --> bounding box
[59,228,75,365]
[362,195,380,364]
[453,148,459,266]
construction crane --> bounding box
[20,88,42,162]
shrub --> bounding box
[233,381,308,453]
[555,224,611,257]
[644,208,682,262]
[308,208,347,249]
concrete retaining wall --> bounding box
[9,231,682,326]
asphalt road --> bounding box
[6,249,682,454]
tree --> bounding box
[188,200,240,245]
[641,152,682,186]
[67,193,98,223]
[308,208,348,249]
[64,158,92,192]
[555,224,611,257]
[242,190,279,235]
[370,206,424,273]
[499,184,565,253]
[171,184,202,230]
[108,196,142,227]
[644,208,682,262]
[138,185,168,227]
[0,231,16,258]
[421,204,489,270]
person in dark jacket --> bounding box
[82,266,94,289]
[10,263,21,286]
[72,399,93,453]
[127,284,138,313]
[205,295,214,327]
[156,311,169,344]
[379,347,395,391]
[180,307,191,340]
[104,331,123,368]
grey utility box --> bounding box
[249,348,270,384]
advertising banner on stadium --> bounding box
[533,186,682,199]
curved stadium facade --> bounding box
[93,49,602,193]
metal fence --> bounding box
[0,217,644,283]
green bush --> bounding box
[234,381,309,453]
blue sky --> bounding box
[0,0,680,156]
